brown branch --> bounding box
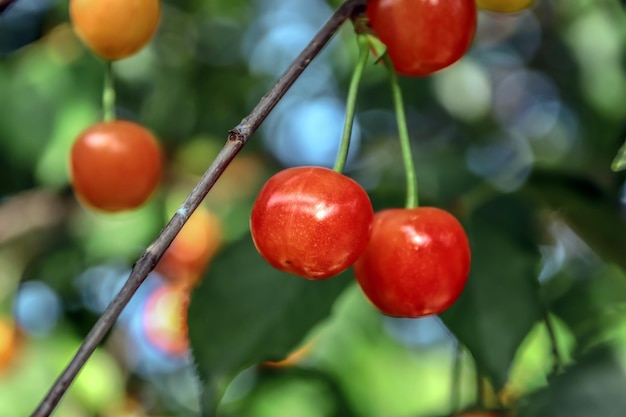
[30,0,367,416]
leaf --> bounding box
[187,236,351,416]
[441,195,544,390]
[611,138,626,171]
[231,367,360,417]
[545,264,626,352]
[524,171,626,272]
[518,344,626,417]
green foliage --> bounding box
[441,196,544,390]
[524,171,626,272]
[518,345,626,417]
[188,236,351,415]
[1,0,626,416]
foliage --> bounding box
[1,0,626,416]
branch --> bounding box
[30,0,367,416]
[0,0,17,13]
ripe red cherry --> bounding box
[70,120,163,212]
[250,166,374,280]
[354,207,471,318]
[366,0,477,76]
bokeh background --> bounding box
[1,0,626,416]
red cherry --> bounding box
[354,207,471,318]
[250,166,374,280]
[366,0,477,76]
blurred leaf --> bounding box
[188,236,351,416]
[611,138,626,171]
[232,367,359,417]
[441,195,544,390]
[524,171,626,272]
[518,344,626,417]
[546,264,626,352]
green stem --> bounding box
[333,34,370,173]
[382,54,418,208]
[543,308,563,375]
[102,61,116,122]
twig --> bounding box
[30,1,367,415]
[0,0,16,13]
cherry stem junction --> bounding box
[30,1,367,416]
[382,54,418,209]
[102,61,116,122]
[333,33,370,173]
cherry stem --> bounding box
[333,33,370,173]
[381,54,418,209]
[29,1,367,416]
[102,61,116,122]
[543,308,563,375]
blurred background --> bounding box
[1,0,626,416]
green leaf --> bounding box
[524,171,626,272]
[441,195,544,390]
[611,139,626,171]
[518,344,626,417]
[545,264,626,352]
[187,236,351,416]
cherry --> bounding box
[366,0,477,76]
[354,207,471,318]
[70,0,161,61]
[250,166,373,280]
[70,120,163,213]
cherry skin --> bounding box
[366,0,477,76]
[354,207,471,318]
[250,166,374,280]
[70,0,161,60]
[477,0,533,13]
[70,120,163,212]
